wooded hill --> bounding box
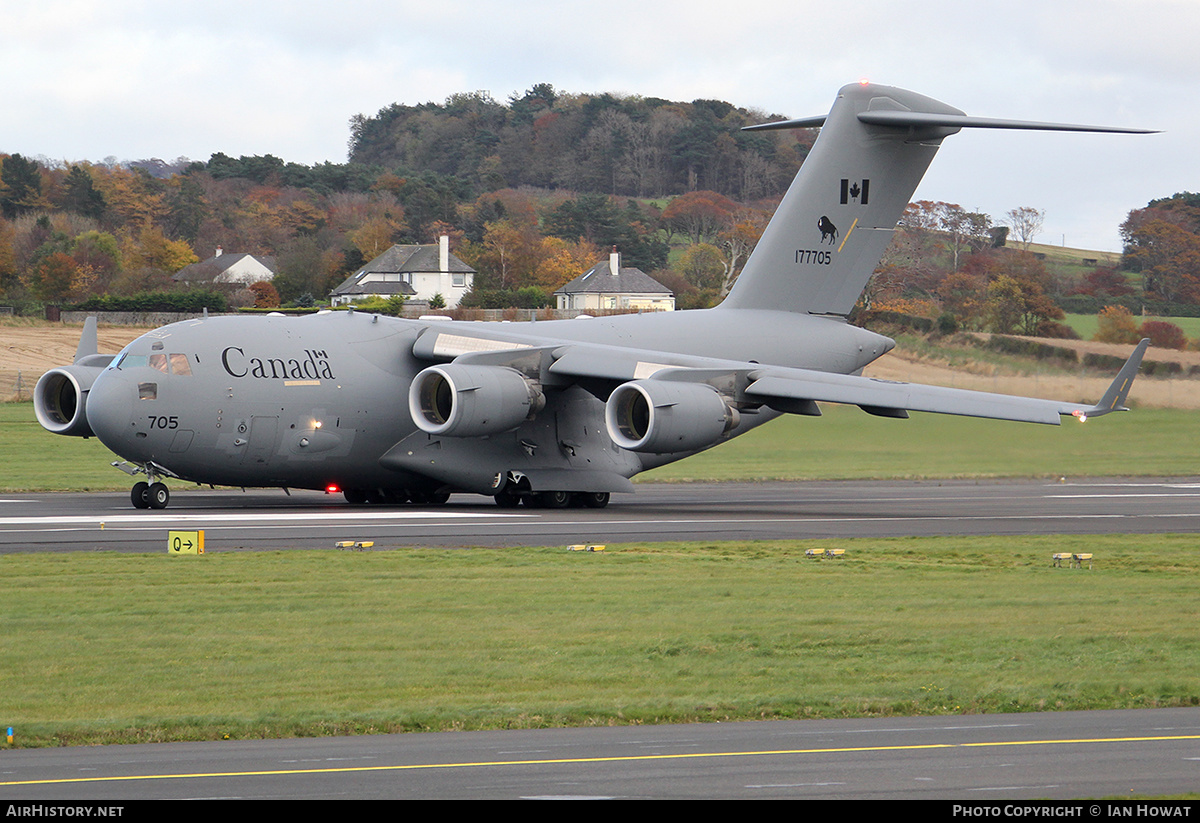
[348,84,814,202]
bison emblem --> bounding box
[817,216,838,245]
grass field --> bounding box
[1063,313,1200,342]
[4,401,1199,493]
[2,536,1198,747]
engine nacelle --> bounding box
[34,365,106,437]
[409,364,545,438]
[605,379,739,454]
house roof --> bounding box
[330,243,476,295]
[331,281,416,297]
[173,252,277,282]
[554,260,673,296]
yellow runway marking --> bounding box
[3,733,1199,787]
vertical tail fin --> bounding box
[73,316,99,364]
[723,82,1155,316]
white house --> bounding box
[554,250,675,312]
[173,247,277,285]
[329,236,475,308]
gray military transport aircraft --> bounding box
[35,82,1154,510]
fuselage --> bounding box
[82,308,893,493]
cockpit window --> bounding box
[116,354,147,370]
[114,351,192,375]
[138,382,158,401]
[169,353,193,376]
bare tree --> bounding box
[1005,206,1044,250]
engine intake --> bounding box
[409,364,545,437]
[35,365,104,437]
[606,379,739,454]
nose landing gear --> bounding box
[117,462,172,509]
[130,480,171,509]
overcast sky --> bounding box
[4,0,1195,251]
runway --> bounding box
[3,478,1200,552]
[2,708,1199,799]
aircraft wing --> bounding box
[575,339,1147,426]
[415,325,1150,427]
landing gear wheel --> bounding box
[409,490,450,506]
[343,488,366,505]
[147,482,170,509]
[131,481,150,509]
[579,492,610,509]
[534,490,571,509]
[494,489,522,508]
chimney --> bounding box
[215,246,223,258]
[439,235,449,273]
[609,246,620,276]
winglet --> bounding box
[1074,338,1150,419]
[73,316,99,364]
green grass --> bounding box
[644,405,1200,481]
[5,401,1198,493]
[2,536,1198,747]
[1063,313,1200,342]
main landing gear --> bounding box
[342,488,451,506]
[494,489,610,509]
[491,473,611,509]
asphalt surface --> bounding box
[2,708,1198,799]
[4,478,1200,552]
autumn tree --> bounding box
[248,280,280,308]
[123,225,199,274]
[1075,267,1135,300]
[717,209,768,297]
[677,242,725,290]
[22,251,78,302]
[1005,206,1045,250]
[1121,217,1200,303]
[661,190,736,244]
[1095,305,1141,344]
[1139,319,1186,350]
[968,249,1063,335]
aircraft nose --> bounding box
[85,369,136,455]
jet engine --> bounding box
[605,379,739,454]
[34,364,107,437]
[409,363,545,438]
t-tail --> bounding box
[721,82,1155,316]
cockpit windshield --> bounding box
[113,350,193,375]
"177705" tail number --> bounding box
[795,249,833,265]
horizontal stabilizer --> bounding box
[855,110,1158,134]
[743,112,1156,135]
[741,115,827,132]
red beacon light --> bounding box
[325,483,341,494]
